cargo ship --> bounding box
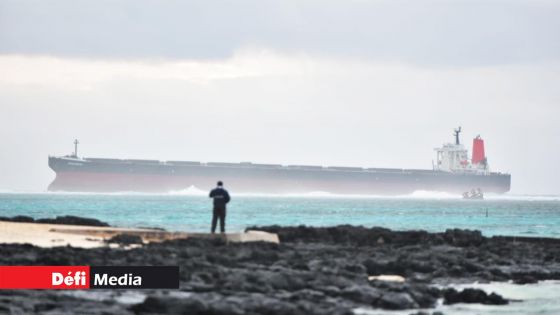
[48,128,511,194]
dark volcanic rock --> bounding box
[249,225,433,246]
[341,285,382,304]
[443,288,508,305]
[35,215,110,227]
[131,296,209,315]
[106,234,144,246]
[443,229,484,247]
[253,225,490,248]
[131,293,354,315]
[1,225,558,314]
[513,274,538,284]
[0,215,35,223]
[377,292,418,310]
[1,215,110,227]
[0,291,134,314]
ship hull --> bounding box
[48,157,511,194]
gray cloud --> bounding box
[1,0,559,65]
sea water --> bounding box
[0,190,559,237]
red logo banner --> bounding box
[0,266,90,289]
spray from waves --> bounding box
[0,189,51,194]
[168,186,208,196]
[0,186,211,197]
[167,187,342,198]
[170,188,463,199]
[0,190,163,196]
[404,190,460,199]
[285,190,462,199]
[484,194,560,201]
[0,188,459,199]
[1,188,559,201]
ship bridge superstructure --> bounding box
[434,127,490,174]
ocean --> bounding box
[0,190,559,237]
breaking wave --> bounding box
[485,194,560,201]
[171,189,462,199]
[1,188,559,201]
[167,186,208,196]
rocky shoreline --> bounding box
[0,215,110,227]
[1,223,560,314]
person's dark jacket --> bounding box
[209,187,230,208]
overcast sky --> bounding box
[1,0,559,194]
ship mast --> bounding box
[454,127,462,145]
[73,139,79,158]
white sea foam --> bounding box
[1,188,559,201]
[0,189,46,194]
[485,194,560,201]
[168,186,208,196]
[402,190,460,199]
[192,189,463,200]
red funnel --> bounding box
[472,136,485,164]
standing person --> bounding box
[209,181,230,233]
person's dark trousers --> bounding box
[211,206,226,233]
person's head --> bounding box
[217,181,223,187]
